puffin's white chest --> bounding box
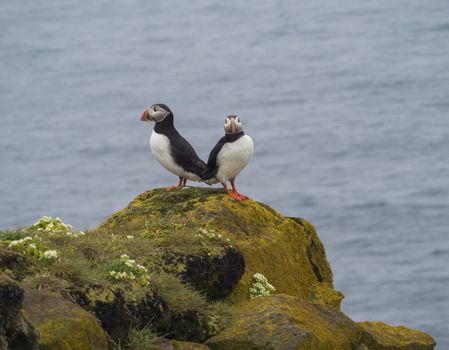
[149,131,199,180]
[215,135,254,182]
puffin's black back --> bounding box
[200,131,245,180]
[155,113,206,175]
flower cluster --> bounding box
[196,228,230,242]
[43,250,58,260]
[108,254,149,286]
[8,236,58,261]
[249,273,276,299]
[29,216,85,237]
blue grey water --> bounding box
[1,0,448,347]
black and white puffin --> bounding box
[200,115,254,201]
[141,103,206,190]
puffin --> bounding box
[141,103,206,190]
[200,115,254,201]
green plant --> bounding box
[8,235,58,262]
[151,272,208,315]
[249,273,276,299]
[28,216,85,237]
[127,324,158,350]
[0,229,29,242]
[106,254,149,286]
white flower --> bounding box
[43,250,58,259]
[249,273,276,299]
[126,235,134,240]
[8,236,33,248]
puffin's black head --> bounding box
[141,104,172,123]
[224,115,243,134]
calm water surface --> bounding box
[1,0,448,347]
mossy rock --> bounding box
[95,188,342,308]
[0,273,39,350]
[130,337,174,350]
[75,285,213,343]
[132,337,210,350]
[22,289,108,350]
[182,245,245,299]
[359,321,436,350]
[172,340,211,349]
[0,246,32,280]
[206,294,362,350]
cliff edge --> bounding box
[0,188,436,350]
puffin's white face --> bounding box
[141,104,171,123]
[224,115,243,134]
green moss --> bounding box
[95,187,343,309]
[207,294,362,350]
[151,272,208,315]
[22,289,108,350]
[359,321,436,350]
[2,187,436,349]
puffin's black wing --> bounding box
[200,136,226,180]
[169,132,207,175]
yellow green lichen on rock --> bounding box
[21,289,108,350]
[206,294,362,350]
[96,187,343,309]
[0,272,39,349]
[359,321,436,350]
[0,187,438,349]
[172,340,211,349]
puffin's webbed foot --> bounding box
[228,191,247,201]
[231,191,248,200]
[165,177,186,191]
[223,181,248,201]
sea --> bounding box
[1,0,448,347]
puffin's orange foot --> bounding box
[165,185,183,191]
[227,191,247,201]
[234,191,248,200]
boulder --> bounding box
[22,289,108,350]
[206,294,362,350]
[359,321,436,350]
[95,188,342,308]
[0,273,38,350]
[0,246,31,280]
[133,337,210,350]
[0,188,437,349]
[172,340,210,349]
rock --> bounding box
[135,338,210,350]
[356,345,371,350]
[21,289,108,350]
[77,285,212,343]
[172,340,210,349]
[182,245,245,299]
[0,246,31,280]
[95,188,342,308]
[1,188,437,349]
[206,294,362,350]
[359,321,436,350]
[0,273,39,350]
[139,337,174,350]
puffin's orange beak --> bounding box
[230,119,236,133]
[141,109,149,121]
